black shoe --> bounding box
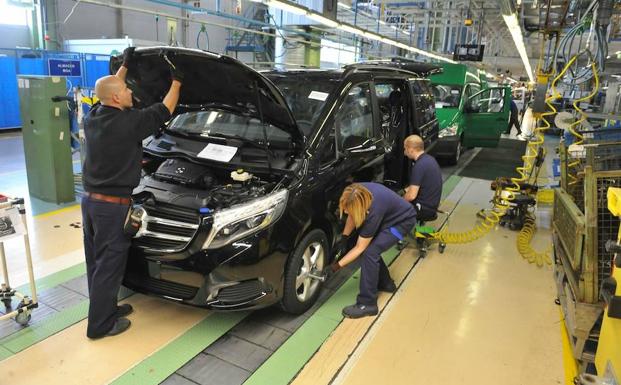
[342,303,378,319]
[116,304,133,318]
[88,318,131,339]
[378,280,397,293]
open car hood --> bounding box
[110,47,302,145]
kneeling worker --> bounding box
[403,135,442,220]
[327,182,417,319]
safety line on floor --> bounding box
[109,311,249,385]
[16,262,86,295]
[0,300,88,355]
[560,309,578,385]
[33,203,80,218]
[243,177,464,385]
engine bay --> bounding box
[142,158,278,209]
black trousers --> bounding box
[506,113,522,135]
[357,219,416,306]
[81,196,131,338]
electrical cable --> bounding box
[196,24,209,50]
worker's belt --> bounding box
[85,192,131,205]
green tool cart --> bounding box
[17,76,75,204]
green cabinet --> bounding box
[17,76,75,204]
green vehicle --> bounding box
[429,63,512,164]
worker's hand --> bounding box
[169,65,184,83]
[322,261,342,280]
[122,47,136,68]
[333,235,350,259]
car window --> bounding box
[334,83,374,150]
[317,127,337,165]
[411,80,435,126]
[266,75,338,137]
[374,81,404,143]
[167,109,291,144]
[467,83,481,99]
[468,88,506,113]
[431,85,462,108]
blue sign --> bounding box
[48,59,81,77]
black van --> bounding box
[116,48,439,314]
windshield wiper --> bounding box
[202,132,272,151]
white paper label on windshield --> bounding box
[197,143,238,163]
[308,91,329,101]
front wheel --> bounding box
[280,229,328,314]
[447,139,462,165]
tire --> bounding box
[447,138,462,166]
[280,229,328,314]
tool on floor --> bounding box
[0,195,38,326]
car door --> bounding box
[462,86,511,148]
[316,82,384,233]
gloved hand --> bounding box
[169,64,184,83]
[122,47,136,68]
[322,261,342,280]
[333,234,351,259]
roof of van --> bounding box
[430,63,481,85]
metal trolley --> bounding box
[0,195,38,326]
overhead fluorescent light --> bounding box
[267,0,455,63]
[502,13,534,82]
[266,0,307,15]
[338,23,360,35]
[307,13,339,28]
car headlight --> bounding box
[438,124,459,138]
[203,189,288,249]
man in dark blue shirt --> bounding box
[403,135,442,221]
[81,47,182,339]
[328,182,417,318]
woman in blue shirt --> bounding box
[328,182,417,318]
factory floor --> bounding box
[0,116,568,385]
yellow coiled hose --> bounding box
[517,214,552,266]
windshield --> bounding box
[267,76,338,136]
[431,85,462,109]
[167,109,292,145]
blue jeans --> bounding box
[81,196,131,337]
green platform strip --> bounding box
[243,174,464,385]
[110,311,249,385]
[0,345,12,361]
[243,247,400,385]
[16,262,86,295]
[442,175,462,199]
[0,301,88,356]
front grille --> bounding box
[133,202,201,252]
[147,222,195,237]
[134,237,186,250]
[124,273,198,300]
[215,280,266,304]
[144,202,199,223]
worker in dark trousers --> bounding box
[81,47,182,339]
[327,182,417,319]
[402,135,442,220]
[504,99,522,136]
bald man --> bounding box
[403,135,442,221]
[81,47,182,339]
